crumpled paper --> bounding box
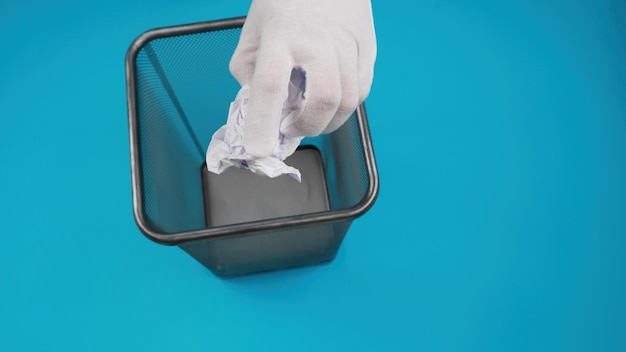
[205,69,306,182]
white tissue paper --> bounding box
[205,69,306,182]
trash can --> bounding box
[125,17,379,277]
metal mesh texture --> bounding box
[130,19,376,276]
[134,25,370,235]
[134,28,241,234]
[319,112,369,211]
[180,221,352,277]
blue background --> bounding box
[1,0,625,351]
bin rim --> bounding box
[125,17,379,245]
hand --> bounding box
[229,0,377,157]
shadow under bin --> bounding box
[125,17,379,278]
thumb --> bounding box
[244,46,292,158]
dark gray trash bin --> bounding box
[125,17,379,277]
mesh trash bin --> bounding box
[125,17,379,277]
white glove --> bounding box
[229,0,377,157]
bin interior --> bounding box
[133,26,370,236]
[202,147,330,227]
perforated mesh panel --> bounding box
[135,49,203,233]
[147,29,242,145]
[134,27,241,234]
[128,19,377,276]
[322,112,369,210]
[181,221,351,277]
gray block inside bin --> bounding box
[202,147,330,227]
[125,17,379,277]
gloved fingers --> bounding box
[243,42,293,158]
[357,41,377,104]
[281,53,342,137]
[322,44,360,134]
[229,27,259,85]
